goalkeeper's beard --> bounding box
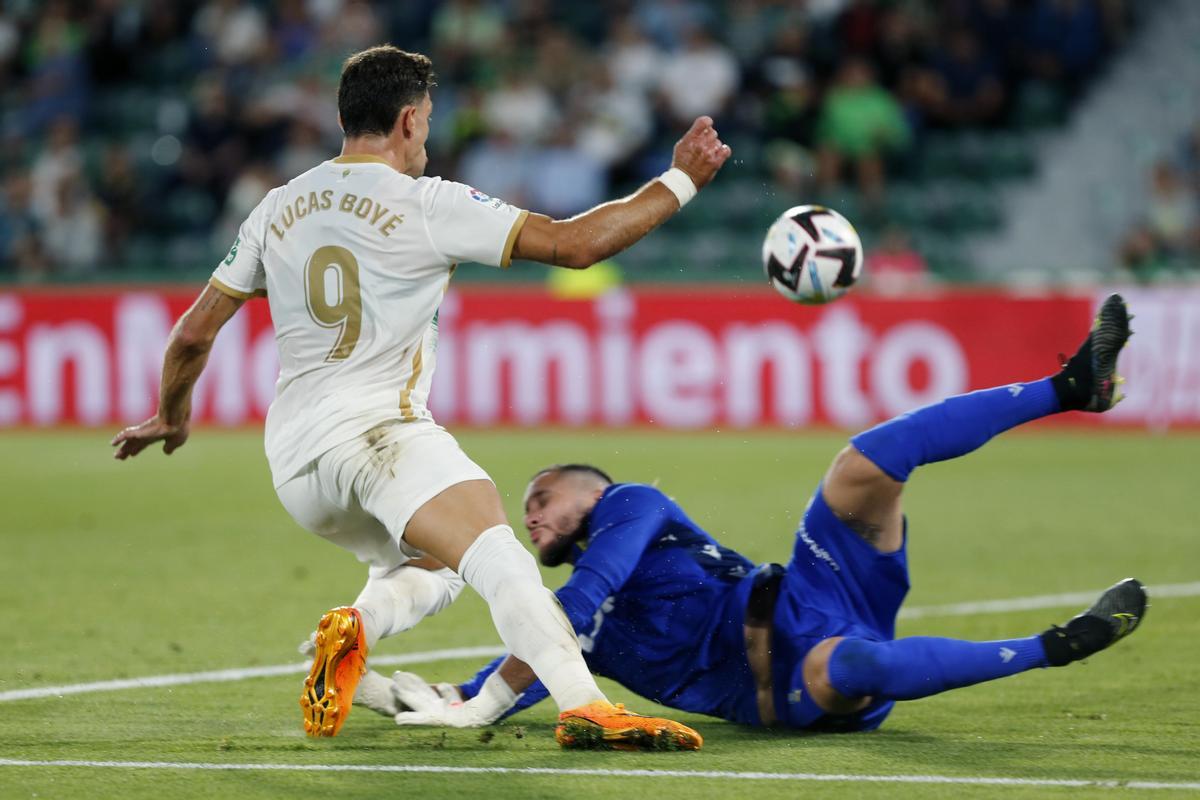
[539,517,589,567]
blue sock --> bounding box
[850,378,1060,482]
[827,636,1049,701]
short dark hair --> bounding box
[337,45,436,138]
[532,463,614,486]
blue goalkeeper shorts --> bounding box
[769,484,911,731]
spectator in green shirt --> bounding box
[817,57,911,206]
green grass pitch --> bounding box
[2,427,1199,799]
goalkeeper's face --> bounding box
[522,472,604,567]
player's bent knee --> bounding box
[803,637,872,716]
[821,447,904,552]
[827,446,892,492]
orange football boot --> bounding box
[299,606,367,737]
[556,701,703,751]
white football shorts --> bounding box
[274,419,491,575]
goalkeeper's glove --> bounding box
[392,670,518,728]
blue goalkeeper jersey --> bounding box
[459,483,768,725]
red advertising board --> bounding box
[0,285,1196,429]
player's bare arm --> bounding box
[110,284,244,460]
[512,115,732,269]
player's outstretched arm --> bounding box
[111,284,244,459]
[511,115,732,269]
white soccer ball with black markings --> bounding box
[762,205,863,304]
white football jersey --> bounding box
[209,155,528,486]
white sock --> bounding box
[457,524,605,711]
[353,565,465,650]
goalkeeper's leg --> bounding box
[818,374,1062,556]
[822,293,1131,555]
[803,578,1147,714]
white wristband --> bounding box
[658,167,697,208]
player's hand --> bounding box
[391,671,462,711]
[392,671,493,728]
[392,670,515,728]
[671,116,732,190]
[110,415,189,460]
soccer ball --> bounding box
[762,205,863,304]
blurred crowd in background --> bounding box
[1118,125,1200,282]
[2,0,1192,286]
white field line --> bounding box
[897,581,1200,620]
[0,646,505,703]
[3,581,1197,705]
[0,759,1197,791]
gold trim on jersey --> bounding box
[209,277,266,300]
[501,209,530,269]
[331,155,392,165]
[399,338,425,421]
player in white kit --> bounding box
[112,45,731,750]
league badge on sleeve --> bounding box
[467,186,510,211]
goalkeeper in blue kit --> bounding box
[364,295,1145,740]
